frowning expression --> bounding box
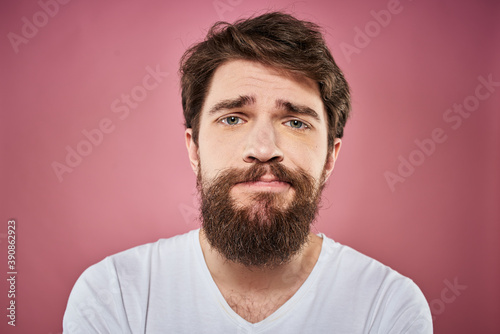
[186,59,341,207]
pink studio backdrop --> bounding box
[1,0,499,333]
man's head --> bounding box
[180,12,351,152]
[180,12,351,268]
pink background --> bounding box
[1,0,499,333]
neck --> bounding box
[199,229,323,293]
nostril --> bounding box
[268,156,282,163]
[244,152,283,164]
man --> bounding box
[63,12,432,333]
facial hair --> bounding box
[198,161,326,269]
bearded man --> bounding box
[63,12,432,333]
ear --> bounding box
[185,128,199,175]
[323,138,342,182]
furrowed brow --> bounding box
[208,95,256,115]
[275,99,320,121]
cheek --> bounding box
[198,123,248,163]
[288,148,323,173]
[283,133,328,169]
[197,139,237,180]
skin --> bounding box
[185,59,342,323]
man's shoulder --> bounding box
[314,236,432,333]
[320,233,409,281]
[318,234,427,306]
[74,229,199,285]
[105,228,199,265]
[64,229,201,332]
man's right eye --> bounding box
[221,116,243,125]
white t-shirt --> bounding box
[63,229,432,333]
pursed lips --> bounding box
[234,174,291,192]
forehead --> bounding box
[201,59,326,120]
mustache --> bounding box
[230,162,296,185]
[215,161,306,187]
[198,161,317,198]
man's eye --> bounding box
[221,116,243,125]
[285,120,307,129]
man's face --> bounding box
[185,59,341,267]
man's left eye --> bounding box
[285,120,307,129]
[221,116,243,125]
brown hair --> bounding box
[180,12,351,151]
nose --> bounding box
[243,121,284,163]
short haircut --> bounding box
[180,11,351,151]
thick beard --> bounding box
[198,161,326,269]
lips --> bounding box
[233,174,292,195]
[236,174,290,185]
[223,162,298,193]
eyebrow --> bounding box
[275,99,321,121]
[207,95,256,115]
[207,95,321,122]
